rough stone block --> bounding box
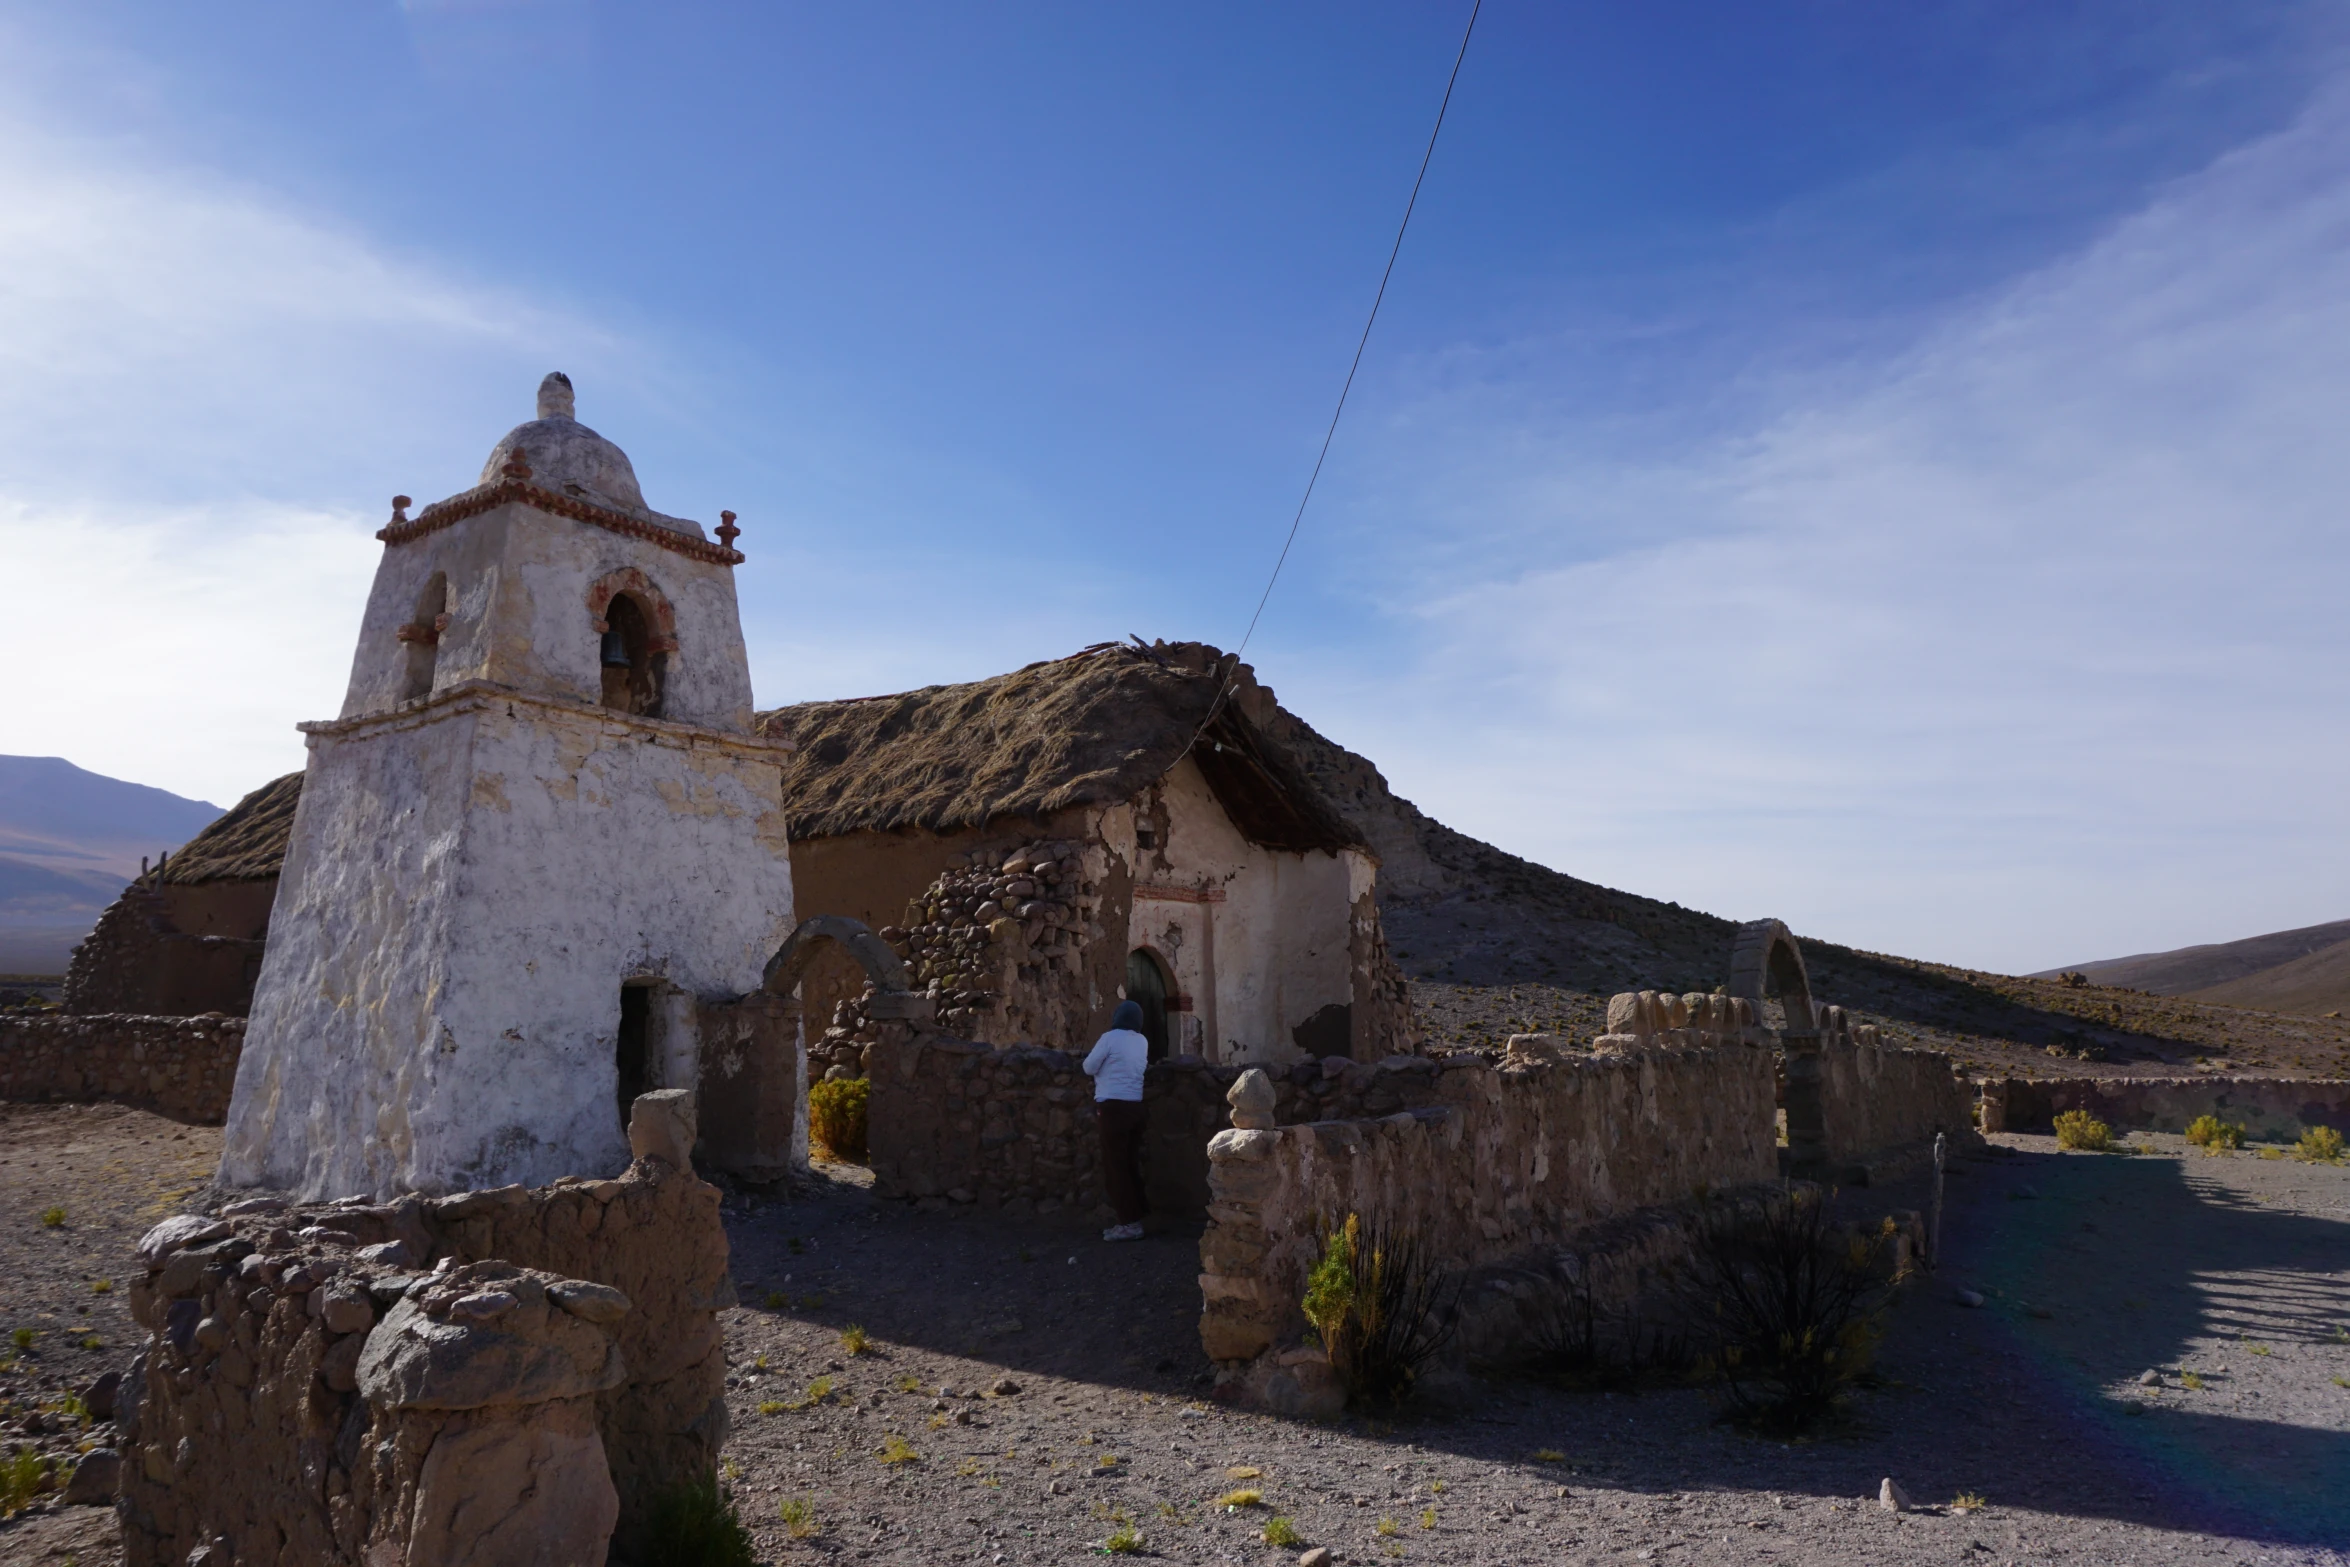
[627,1090,698,1170]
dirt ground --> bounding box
[6,1107,2348,1566]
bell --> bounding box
[600,628,631,668]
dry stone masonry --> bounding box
[118,1151,730,1566]
[1985,1074,2350,1139]
[865,1036,1457,1218]
[0,1013,244,1123]
[1198,1041,1780,1376]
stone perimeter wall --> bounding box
[866,1039,1450,1219]
[0,1013,245,1123]
[118,1158,730,1566]
[1809,1033,1980,1175]
[1985,1076,2350,1139]
[1198,1043,1780,1367]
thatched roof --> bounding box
[161,772,302,884]
[760,642,1363,854]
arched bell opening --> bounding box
[599,592,668,717]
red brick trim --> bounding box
[379,467,744,567]
[1133,883,1227,904]
[585,567,681,651]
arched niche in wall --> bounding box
[397,569,450,701]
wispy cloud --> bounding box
[0,113,628,802]
[1317,82,2350,973]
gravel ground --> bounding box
[707,1137,2350,1566]
[5,1108,2348,1566]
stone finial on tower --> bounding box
[716,511,740,552]
[537,372,577,421]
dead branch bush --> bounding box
[1679,1187,1894,1433]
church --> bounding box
[113,376,1406,1200]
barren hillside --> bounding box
[1262,705,2350,1081]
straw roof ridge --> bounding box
[161,771,304,884]
[759,641,1363,853]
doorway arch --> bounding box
[1727,917,1815,1035]
[1126,948,1173,1063]
[764,914,915,1000]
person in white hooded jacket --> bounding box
[1083,1000,1150,1241]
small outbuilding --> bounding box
[762,640,1413,1075]
[62,771,301,1017]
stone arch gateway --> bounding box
[1727,916,1830,1172]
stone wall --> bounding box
[1806,1028,1980,1177]
[1198,1042,1779,1367]
[865,1040,1452,1219]
[117,1157,729,1565]
[1986,1075,2350,1140]
[0,1013,245,1123]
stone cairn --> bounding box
[813,839,1099,1079]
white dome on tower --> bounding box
[477,372,702,537]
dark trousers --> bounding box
[1096,1099,1147,1224]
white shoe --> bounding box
[1101,1222,1144,1242]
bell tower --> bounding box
[221,376,797,1199]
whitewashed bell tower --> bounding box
[221,375,797,1199]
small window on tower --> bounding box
[399,572,448,702]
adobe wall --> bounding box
[1596,988,1976,1177]
[1811,1032,1979,1172]
[63,878,273,1018]
[222,684,797,1200]
[793,764,1408,1076]
[0,1013,245,1123]
[1986,1075,2350,1140]
[117,1158,729,1566]
[785,812,1108,1066]
[865,1040,1451,1218]
[1197,1042,1780,1367]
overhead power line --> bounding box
[1161,0,1481,770]
[1234,0,1483,662]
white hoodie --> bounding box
[1081,1027,1148,1102]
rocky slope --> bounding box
[1260,705,2350,1081]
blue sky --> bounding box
[4,1,2347,972]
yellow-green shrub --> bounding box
[2296,1125,2346,1164]
[2053,1110,2112,1152]
[2185,1115,2244,1153]
[809,1077,870,1162]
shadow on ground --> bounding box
[728,1138,2350,1551]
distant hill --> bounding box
[2184,939,2350,1018]
[0,756,224,974]
[2034,919,2350,1018]
[1260,699,2350,1077]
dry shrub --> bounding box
[1520,1257,1693,1389]
[2053,1110,2113,1152]
[2185,1114,2245,1153]
[1681,1189,1893,1433]
[1301,1213,1460,1409]
[2297,1125,2346,1164]
[640,1473,755,1567]
[1,1447,52,1518]
[809,1076,870,1162]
